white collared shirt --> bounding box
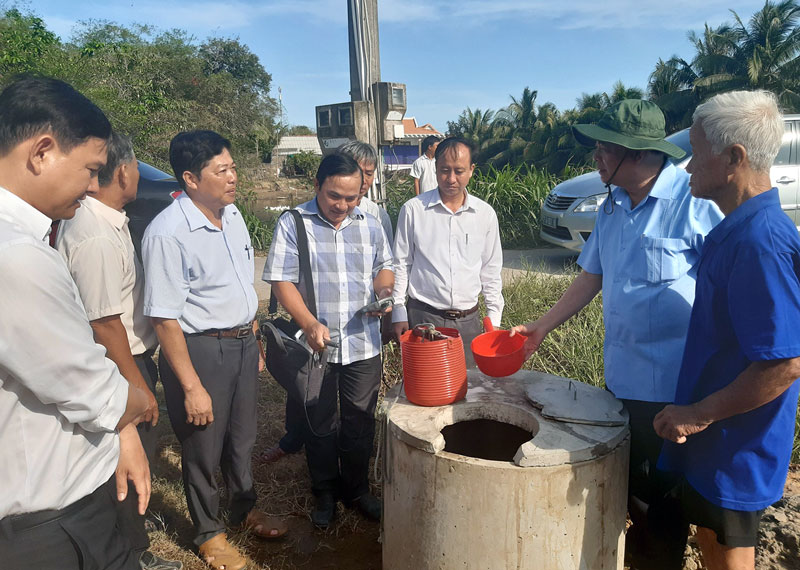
[358,196,394,247]
[0,187,128,518]
[391,188,504,325]
[410,155,438,193]
[142,192,258,333]
[56,196,157,355]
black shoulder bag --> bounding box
[261,209,328,407]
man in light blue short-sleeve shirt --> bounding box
[511,100,721,570]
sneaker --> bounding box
[311,493,337,528]
[139,550,183,570]
[350,493,381,521]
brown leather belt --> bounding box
[193,324,253,339]
[408,298,479,320]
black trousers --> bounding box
[407,298,483,368]
[304,354,381,501]
[0,477,138,570]
[160,335,259,546]
[620,398,688,570]
[115,352,160,554]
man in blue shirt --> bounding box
[511,100,721,569]
[143,131,286,570]
[264,153,394,528]
[655,90,800,570]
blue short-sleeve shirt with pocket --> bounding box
[577,163,723,401]
[658,188,800,511]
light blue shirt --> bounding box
[263,199,393,365]
[577,164,723,401]
[142,193,258,333]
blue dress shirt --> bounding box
[141,193,258,333]
[578,164,722,401]
[658,188,800,511]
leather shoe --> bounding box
[311,493,336,528]
[350,493,381,521]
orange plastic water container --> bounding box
[471,317,526,377]
[399,327,467,406]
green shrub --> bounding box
[236,189,276,252]
[469,163,590,249]
[283,151,321,180]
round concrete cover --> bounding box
[525,375,626,426]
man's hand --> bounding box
[653,404,712,444]
[141,386,159,427]
[303,320,331,352]
[116,424,151,515]
[184,383,214,426]
[366,287,394,318]
[509,320,549,359]
[393,321,409,342]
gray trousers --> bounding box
[160,335,259,546]
[407,298,483,368]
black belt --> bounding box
[188,324,253,339]
[408,298,479,320]
[2,478,107,534]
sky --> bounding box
[12,0,762,133]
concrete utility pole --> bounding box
[348,0,380,103]
[347,0,383,201]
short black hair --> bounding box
[0,77,111,158]
[434,136,476,164]
[98,131,135,187]
[316,153,363,188]
[169,130,231,189]
[421,135,440,155]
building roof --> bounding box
[274,135,322,155]
[401,117,443,139]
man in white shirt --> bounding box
[143,130,285,570]
[0,77,150,570]
[410,135,440,195]
[56,131,182,570]
[392,137,504,367]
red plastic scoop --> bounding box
[471,317,526,377]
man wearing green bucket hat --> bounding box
[511,99,722,569]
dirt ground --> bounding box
[146,365,800,570]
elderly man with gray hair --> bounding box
[655,90,800,570]
[56,132,183,570]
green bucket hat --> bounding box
[572,99,685,159]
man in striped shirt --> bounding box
[263,153,394,528]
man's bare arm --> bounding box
[151,317,214,426]
[654,357,800,443]
[91,315,158,426]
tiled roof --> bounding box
[401,117,443,138]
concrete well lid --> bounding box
[382,369,629,467]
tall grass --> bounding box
[236,189,277,252]
[382,163,590,249]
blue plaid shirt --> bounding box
[262,199,393,365]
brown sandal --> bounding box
[198,533,246,570]
[240,508,288,540]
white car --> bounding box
[540,116,800,252]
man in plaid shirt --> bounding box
[263,153,394,528]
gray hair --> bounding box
[692,90,783,173]
[337,140,377,168]
[98,131,135,187]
